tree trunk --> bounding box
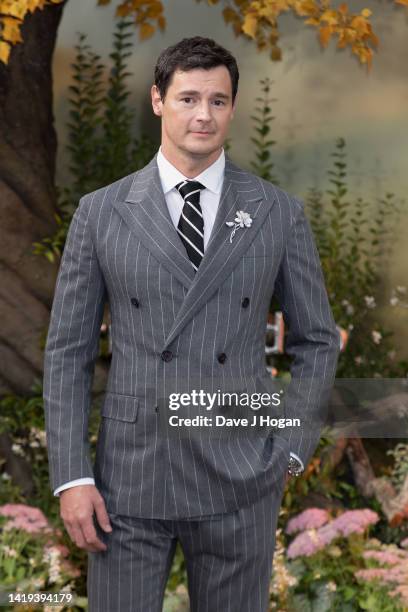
[0,2,67,394]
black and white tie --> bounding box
[175,180,205,272]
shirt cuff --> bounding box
[54,478,96,497]
[289,451,304,471]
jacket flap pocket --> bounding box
[100,392,139,422]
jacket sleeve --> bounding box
[43,195,107,493]
[273,198,341,470]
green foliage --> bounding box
[33,20,156,261]
[305,137,407,377]
[249,77,278,183]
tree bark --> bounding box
[0,2,67,394]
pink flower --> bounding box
[286,508,380,560]
[355,568,387,581]
[362,550,404,565]
[286,508,330,535]
[0,503,51,534]
[287,529,326,559]
[329,509,379,537]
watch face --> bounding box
[288,456,303,475]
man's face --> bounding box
[151,65,236,162]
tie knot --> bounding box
[175,180,205,200]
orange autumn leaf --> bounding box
[319,25,332,48]
[139,21,155,40]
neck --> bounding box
[160,144,222,178]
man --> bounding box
[43,37,340,611]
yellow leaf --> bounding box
[1,16,23,44]
[304,18,320,26]
[320,9,338,26]
[242,14,258,38]
[338,3,348,15]
[157,15,165,30]
[1,3,26,19]
[319,25,332,48]
[97,0,112,5]
[139,22,155,40]
[395,0,408,5]
[351,15,369,35]
[0,40,11,64]
[361,8,372,18]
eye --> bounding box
[181,97,194,103]
[213,100,226,106]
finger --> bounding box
[93,497,113,533]
[67,522,88,550]
[66,521,103,553]
[80,517,108,552]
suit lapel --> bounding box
[112,155,195,289]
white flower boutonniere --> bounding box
[225,210,253,243]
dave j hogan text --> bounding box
[168,415,300,429]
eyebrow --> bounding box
[177,90,230,100]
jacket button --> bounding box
[217,352,227,364]
[242,297,250,308]
[131,297,140,308]
[161,350,173,362]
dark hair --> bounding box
[154,36,239,104]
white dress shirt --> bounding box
[54,148,303,496]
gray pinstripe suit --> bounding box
[43,153,340,610]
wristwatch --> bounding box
[287,454,304,477]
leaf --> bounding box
[319,25,332,48]
[1,16,23,44]
[139,22,155,40]
[242,14,258,38]
[0,40,11,64]
[222,7,238,24]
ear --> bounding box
[151,84,163,117]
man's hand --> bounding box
[60,484,112,552]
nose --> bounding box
[196,101,212,121]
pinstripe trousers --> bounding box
[87,475,286,612]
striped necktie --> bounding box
[175,180,205,272]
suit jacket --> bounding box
[43,153,340,519]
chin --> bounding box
[184,140,220,156]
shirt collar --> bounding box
[157,146,225,195]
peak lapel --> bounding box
[163,158,277,348]
[111,155,195,290]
